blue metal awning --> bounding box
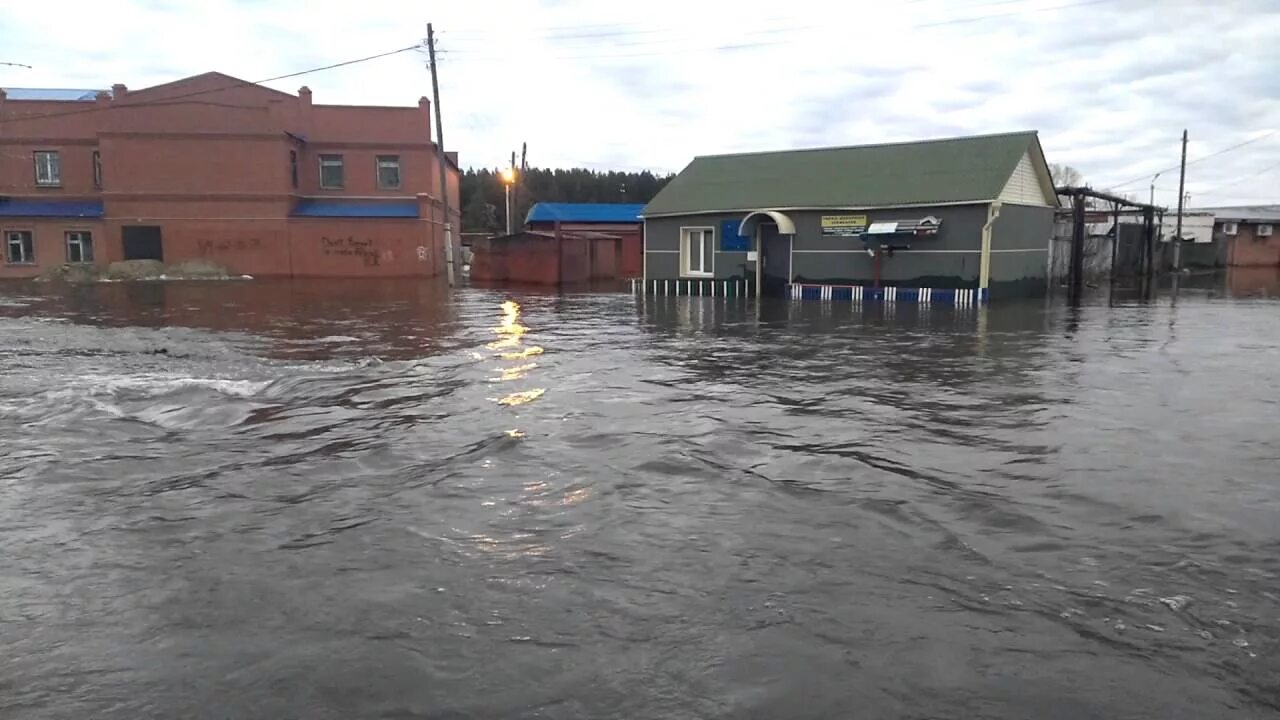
[291,199,418,218]
[0,199,104,218]
[525,203,644,224]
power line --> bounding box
[442,0,1111,62]
[1105,128,1280,190]
[1193,158,1280,197]
[917,0,1108,26]
[0,44,422,127]
[438,0,1053,41]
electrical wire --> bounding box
[440,0,1111,61]
[0,44,423,127]
[1105,128,1280,190]
[1193,158,1280,197]
[438,0,1052,41]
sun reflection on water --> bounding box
[490,300,546,409]
[497,388,545,406]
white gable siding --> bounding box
[999,151,1053,206]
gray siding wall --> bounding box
[645,204,989,287]
[989,203,1053,296]
[644,213,753,280]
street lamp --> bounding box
[500,167,517,235]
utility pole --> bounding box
[1173,129,1188,271]
[517,142,527,223]
[426,23,455,286]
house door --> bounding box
[759,223,791,296]
[122,225,164,261]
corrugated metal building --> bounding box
[470,229,622,285]
[526,203,644,278]
[640,131,1059,303]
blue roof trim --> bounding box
[0,199,104,218]
[2,88,108,102]
[292,199,418,218]
[525,202,645,224]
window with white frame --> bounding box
[5,230,35,264]
[1258,224,1274,237]
[1222,221,1239,236]
[376,155,401,189]
[680,227,714,277]
[66,231,94,263]
[34,151,61,187]
[319,154,345,189]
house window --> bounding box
[1258,224,1274,237]
[376,155,401,189]
[92,151,102,189]
[5,230,35,264]
[319,154,344,189]
[289,150,298,189]
[66,231,94,263]
[34,151,61,187]
[680,227,714,277]
[1222,221,1239,236]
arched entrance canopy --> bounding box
[738,210,796,238]
[738,210,797,300]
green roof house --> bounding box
[638,131,1058,303]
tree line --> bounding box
[460,167,673,234]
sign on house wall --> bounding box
[821,215,869,236]
[720,219,750,251]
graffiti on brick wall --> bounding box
[197,237,262,255]
[321,236,384,267]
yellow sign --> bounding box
[821,215,869,236]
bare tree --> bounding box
[1048,163,1084,188]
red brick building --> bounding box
[0,72,460,279]
[1198,206,1280,267]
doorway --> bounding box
[122,225,163,261]
[739,210,797,299]
[759,222,792,297]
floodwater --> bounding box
[1,274,1279,719]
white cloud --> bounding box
[3,0,1278,206]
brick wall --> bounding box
[0,72,458,279]
[288,218,437,278]
[1227,224,1280,267]
[0,218,105,278]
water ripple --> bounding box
[2,277,1279,718]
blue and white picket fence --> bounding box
[630,278,754,297]
[632,278,987,305]
[787,283,986,306]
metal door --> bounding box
[760,223,791,297]
[122,225,163,261]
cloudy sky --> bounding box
[3,0,1278,207]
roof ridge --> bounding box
[693,130,1038,161]
[128,71,295,100]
